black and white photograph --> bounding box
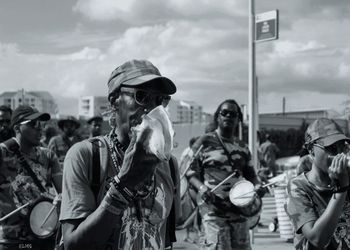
[1,0,350,249]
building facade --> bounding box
[258,109,349,134]
[78,96,109,119]
[166,99,203,124]
[0,90,58,115]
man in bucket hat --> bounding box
[59,59,179,250]
[0,105,62,250]
[286,118,350,250]
[48,116,81,166]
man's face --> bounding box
[0,110,12,141]
[217,102,240,133]
[90,120,102,136]
[313,139,348,172]
[110,87,163,141]
[62,121,77,137]
[19,120,44,146]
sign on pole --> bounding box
[255,10,279,42]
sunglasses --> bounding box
[20,120,43,129]
[314,141,347,156]
[118,88,169,107]
[219,109,239,118]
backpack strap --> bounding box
[88,138,101,203]
[3,138,46,193]
[165,157,177,247]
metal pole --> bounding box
[248,0,258,170]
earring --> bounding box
[144,108,148,112]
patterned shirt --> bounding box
[286,173,350,250]
[60,136,174,249]
[190,131,257,215]
[0,142,61,243]
[48,134,81,165]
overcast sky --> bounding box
[1,0,350,115]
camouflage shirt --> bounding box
[48,134,81,165]
[0,142,61,243]
[190,131,258,215]
[286,173,350,250]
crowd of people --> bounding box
[0,59,349,250]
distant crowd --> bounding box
[0,59,350,250]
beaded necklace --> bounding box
[105,131,157,221]
[106,132,125,174]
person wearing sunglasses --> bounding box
[0,105,62,250]
[185,99,262,250]
[286,118,350,250]
[59,59,178,250]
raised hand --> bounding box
[117,127,160,192]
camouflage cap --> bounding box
[107,59,176,100]
[305,118,350,147]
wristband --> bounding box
[101,192,127,215]
[332,185,350,193]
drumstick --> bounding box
[39,203,57,228]
[0,202,31,222]
[180,145,203,179]
[210,171,239,193]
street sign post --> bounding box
[249,6,279,171]
[255,10,279,42]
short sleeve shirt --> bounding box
[59,136,174,250]
[0,143,61,242]
[286,173,350,250]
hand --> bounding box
[255,184,268,198]
[201,190,215,203]
[117,127,160,191]
[328,153,349,188]
[53,194,62,206]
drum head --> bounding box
[229,180,255,206]
[29,199,58,238]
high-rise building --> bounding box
[78,96,109,119]
[0,89,58,115]
[166,99,203,124]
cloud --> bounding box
[60,47,105,61]
[2,0,350,116]
[73,0,247,22]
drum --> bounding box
[28,197,59,239]
[177,178,198,229]
[229,179,262,217]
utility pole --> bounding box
[248,0,258,170]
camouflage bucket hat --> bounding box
[107,59,176,100]
[305,118,350,147]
